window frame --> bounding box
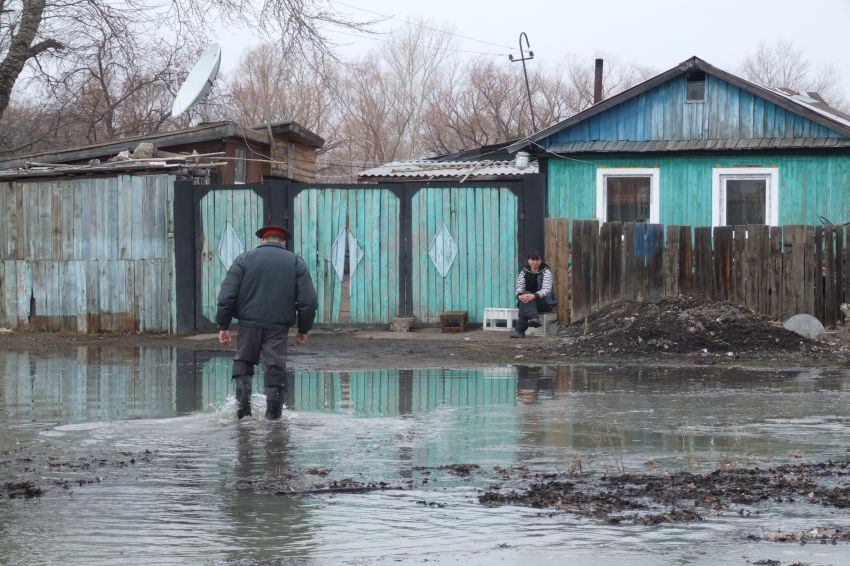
[595,167,660,224]
[711,167,779,227]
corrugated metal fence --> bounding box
[545,218,845,327]
[0,174,176,332]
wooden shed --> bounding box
[510,57,850,227]
[0,120,324,185]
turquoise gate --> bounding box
[292,187,400,323]
[176,180,537,330]
[411,187,519,323]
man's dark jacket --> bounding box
[215,243,317,333]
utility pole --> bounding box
[508,32,537,132]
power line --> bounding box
[329,27,508,58]
[330,1,517,52]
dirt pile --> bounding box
[555,296,825,358]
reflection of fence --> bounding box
[199,363,518,417]
[546,219,845,327]
[1,348,176,422]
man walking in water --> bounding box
[215,225,317,420]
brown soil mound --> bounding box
[557,296,819,357]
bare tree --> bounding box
[0,0,376,126]
[739,39,847,110]
[330,20,454,178]
[563,53,656,111]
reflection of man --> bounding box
[216,225,317,420]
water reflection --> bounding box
[1,349,519,422]
[2,347,850,565]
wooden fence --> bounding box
[545,219,846,328]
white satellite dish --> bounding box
[171,43,222,118]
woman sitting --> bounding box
[512,251,555,338]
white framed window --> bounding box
[711,168,778,227]
[596,168,660,223]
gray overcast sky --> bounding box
[216,0,850,100]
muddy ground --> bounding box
[2,295,850,368]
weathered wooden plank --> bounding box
[588,220,600,311]
[622,222,636,300]
[804,226,817,316]
[0,260,7,324]
[544,217,565,322]
[117,176,132,259]
[0,183,7,260]
[732,226,747,306]
[835,226,845,325]
[599,222,612,307]
[51,183,63,260]
[783,225,805,318]
[824,225,837,327]
[46,261,59,331]
[571,220,587,321]
[747,225,768,316]
[633,223,647,301]
[767,227,783,320]
[646,224,664,301]
[1,260,15,325]
[814,226,824,322]
[665,225,680,298]
[14,260,30,327]
[410,191,422,320]
[713,226,733,301]
[678,226,693,295]
[15,182,27,260]
[610,221,624,304]
[72,260,87,333]
[693,227,713,298]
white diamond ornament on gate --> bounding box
[331,228,365,293]
[331,229,347,281]
[218,222,245,271]
[347,230,364,279]
[428,224,458,277]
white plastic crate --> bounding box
[483,308,519,331]
[526,313,559,336]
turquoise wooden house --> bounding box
[510,57,850,227]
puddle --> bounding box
[1,347,850,564]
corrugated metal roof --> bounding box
[548,138,850,153]
[358,159,538,179]
[770,88,850,129]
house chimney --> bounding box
[594,58,604,104]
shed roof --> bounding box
[0,120,324,170]
[508,56,850,153]
[358,159,538,181]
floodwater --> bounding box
[1,348,850,565]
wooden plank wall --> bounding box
[0,174,176,333]
[544,219,844,327]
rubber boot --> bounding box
[235,376,253,419]
[264,385,284,420]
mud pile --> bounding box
[556,296,823,358]
[480,460,850,529]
